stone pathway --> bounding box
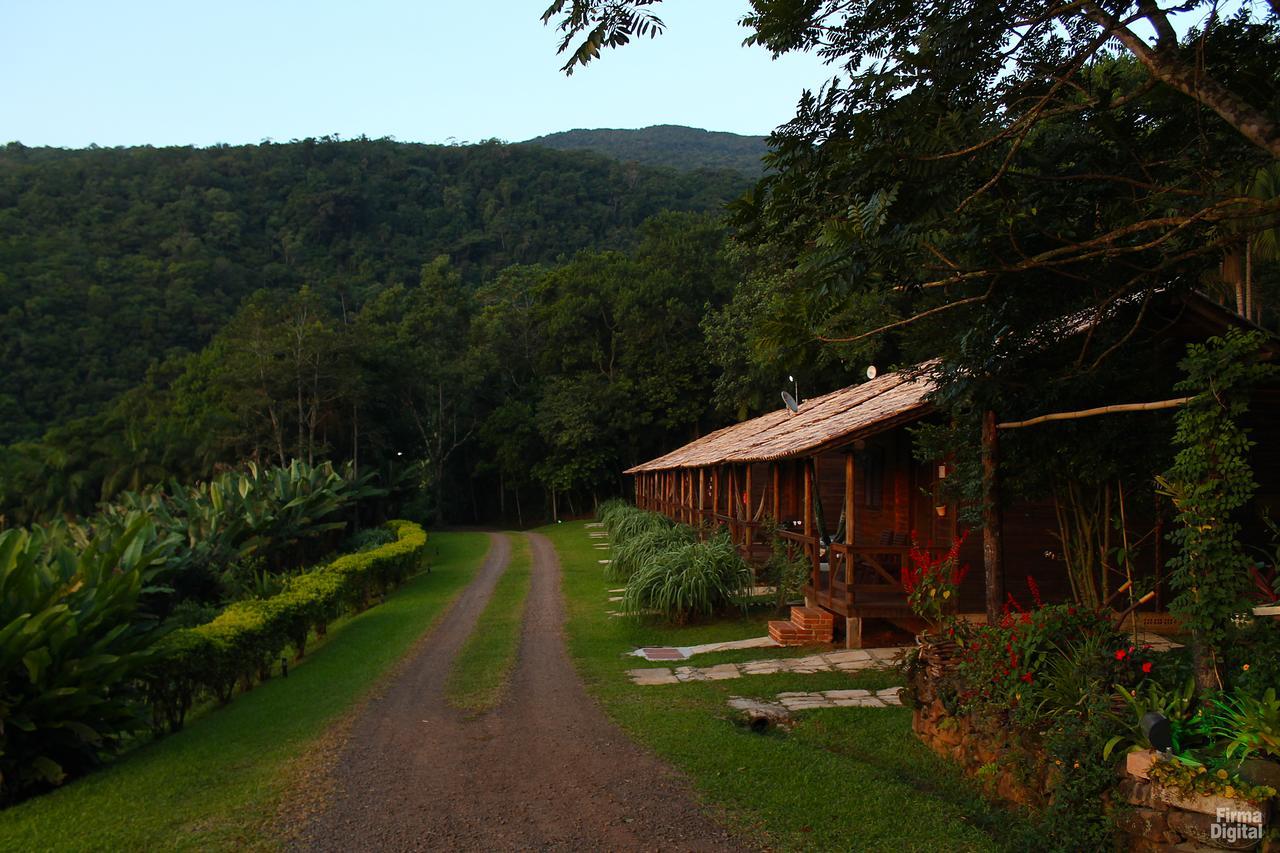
[627,646,906,685]
[729,687,903,715]
[629,635,779,661]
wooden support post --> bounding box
[683,470,690,523]
[982,410,1004,623]
[845,451,857,591]
[771,462,780,521]
[845,616,863,650]
[732,466,742,537]
[698,467,706,528]
[687,469,694,524]
[712,466,720,529]
[743,464,753,551]
[804,460,815,589]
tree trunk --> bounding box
[1192,638,1220,693]
[982,410,1005,623]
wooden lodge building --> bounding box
[624,294,1280,648]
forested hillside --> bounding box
[0,138,749,441]
[524,125,768,175]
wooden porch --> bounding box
[632,426,956,642]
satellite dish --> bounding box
[866,365,878,380]
[781,390,800,413]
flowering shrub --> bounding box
[947,598,1123,715]
[901,530,969,633]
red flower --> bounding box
[1115,649,1127,660]
[1021,672,1034,683]
[1141,661,1152,674]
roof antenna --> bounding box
[782,375,800,414]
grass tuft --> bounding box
[622,533,752,623]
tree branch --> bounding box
[1080,1,1280,157]
[816,286,992,344]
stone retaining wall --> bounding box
[908,674,1279,851]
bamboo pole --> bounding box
[998,398,1192,430]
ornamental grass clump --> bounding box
[607,524,695,582]
[622,533,752,624]
[603,505,672,547]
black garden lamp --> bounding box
[1141,711,1173,752]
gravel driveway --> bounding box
[295,531,742,851]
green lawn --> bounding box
[0,532,489,852]
[446,533,533,713]
[543,520,1031,852]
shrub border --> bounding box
[144,520,428,732]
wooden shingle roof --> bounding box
[625,364,936,473]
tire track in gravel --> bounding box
[297,531,742,851]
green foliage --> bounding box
[601,503,673,547]
[1032,698,1121,852]
[343,527,395,553]
[526,125,768,175]
[94,459,381,610]
[757,518,809,611]
[0,519,164,802]
[1104,677,1204,759]
[1221,617,1280,695]
[142,520,426,735]
[948,604,1122,714]
[1146,755,1276,803]
[1,206,742,528]
[621,533,752,624]
[1214,688,1280,762]
[608,526,694,582]
[1160,331,1276,680]
[0,139,748,448]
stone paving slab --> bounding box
[626,645,908,685]
[628,635,781,661]
[729,688,903,713]
[585,522,603,528]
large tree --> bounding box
[543,0,1279,416]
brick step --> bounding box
[768,619,828,647]
[790,606,834,631]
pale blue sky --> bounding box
[1,1,833,148]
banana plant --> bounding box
[0,518,162,801]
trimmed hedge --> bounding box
[144,520,427,733]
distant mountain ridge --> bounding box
[524,125,768,175]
